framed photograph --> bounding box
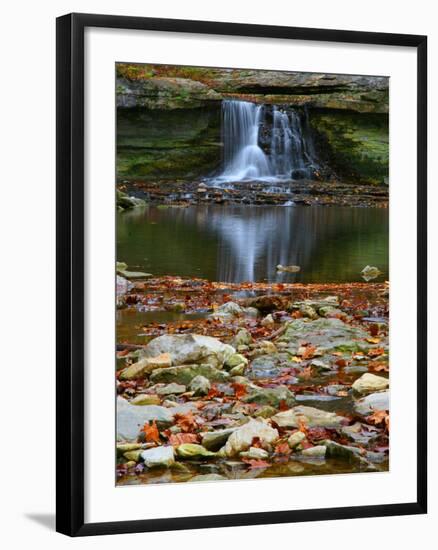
[56,13,427,536]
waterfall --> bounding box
[220,100,271,181]
[216,99,317,183]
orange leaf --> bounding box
[302,345,316,360]
[174,412,198,433]
[142,420,160,444]
[366,409,389,428]
[231,382,247,399]
[274,442,291,456]
[168,433,198,446]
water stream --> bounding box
[214,100,318,183]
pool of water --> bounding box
[117,205,388,284]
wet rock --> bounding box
[249,354,283,378]
[310,359,332,372]
[156,383,186,396]
[119,353,172,380]
[224,419,279,457]
[300,445,326,458]
[202,428,236,451]
[124,449,142,462]
[211,301,243,317]
[188,375,211,396]
[361,265,382,282]
[352,373,389,395]
[322,440,364,463]
[281,318,370,354]
[142,334,235,368]
[272,405,346,428]
[117,397,173,441]
[261,314,275,326]
[233,328,253,347]
[354,390,389,415]
[229,364,247,376]
[254,405,277,419]
[288,431,306,448]
[340,422,379,445]
[242,294,285,313]
[245,385,295,408]
[150,364,229,385]
[240,447,269,460]
[175,444,216,458]
[141,446,175,468]
[276,264,300,273]
[130,394,161,406]
[224,353,249,370]
[117,442,143,456]
[189,473,227,482]
[116,274,132,296]
[299,304,318,319]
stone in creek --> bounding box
[202,428,236,451]
[224,353,249,370]
[156,383,186,396]
[117,397,173,441]
[175,444,216,459]
[141,446,175,468]
[340,422,379,445]
[354,390,389,415]
[142,334,235,369]
[310,359,332,372]
[150,364,229,386]
[233,328,253,347]
[254,405,278,419]
[242,294,285,314]
[188,375,211,396]
[229,363,247,376]
[116,274,132,296]
[300,445,326,458]
[287,431,306,448]
[123,450,142,462]
[249,354,283,379]
[240,446,269,460]
[280,318,371,354]
[261,314,275,327]
[299,304,319,319]
[352,373,389,395]
[272,405,347,428]
[321,440,366,465]
[119,353,172,380]
[129,394,161,406]
[223,419,279,457]
[244,385,295,408]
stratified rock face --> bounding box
[117,77,222,110]
[117,105,221,180]
[309,111,389,185]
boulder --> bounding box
[240,447,269,460]
[117,397,173,441]
[201,428,236,451]
[188,375,211,396]
[129,394,161,406]
[119,353,172,380]
[150,364,229,386]
[272,405,346,428]
[352,373,389,395]
[141,446,175,468]
[354,390,389,415]
[224,353,248,370]
[175,444,216,459]
[288,431,306,448]
[244,385,295,408]
[233,328,253,347]
[156,383,186,396]
[300,445,326,458]
[281,318,370,354]
[223,419,279,457]
[142,334,235,368]
[242,294,285,313]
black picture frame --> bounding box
[56,12,427,537]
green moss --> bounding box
[310,111,389,184]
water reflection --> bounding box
[117,205,388,284]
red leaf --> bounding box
[241,458,271,469]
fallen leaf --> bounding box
[168,433,199,446]
[231,382,247,399]
[142,420,160,444]
[241,458,271,469]
[174,412,198,433]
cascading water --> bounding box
[215,99,318,183]
[220,100,271,181]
